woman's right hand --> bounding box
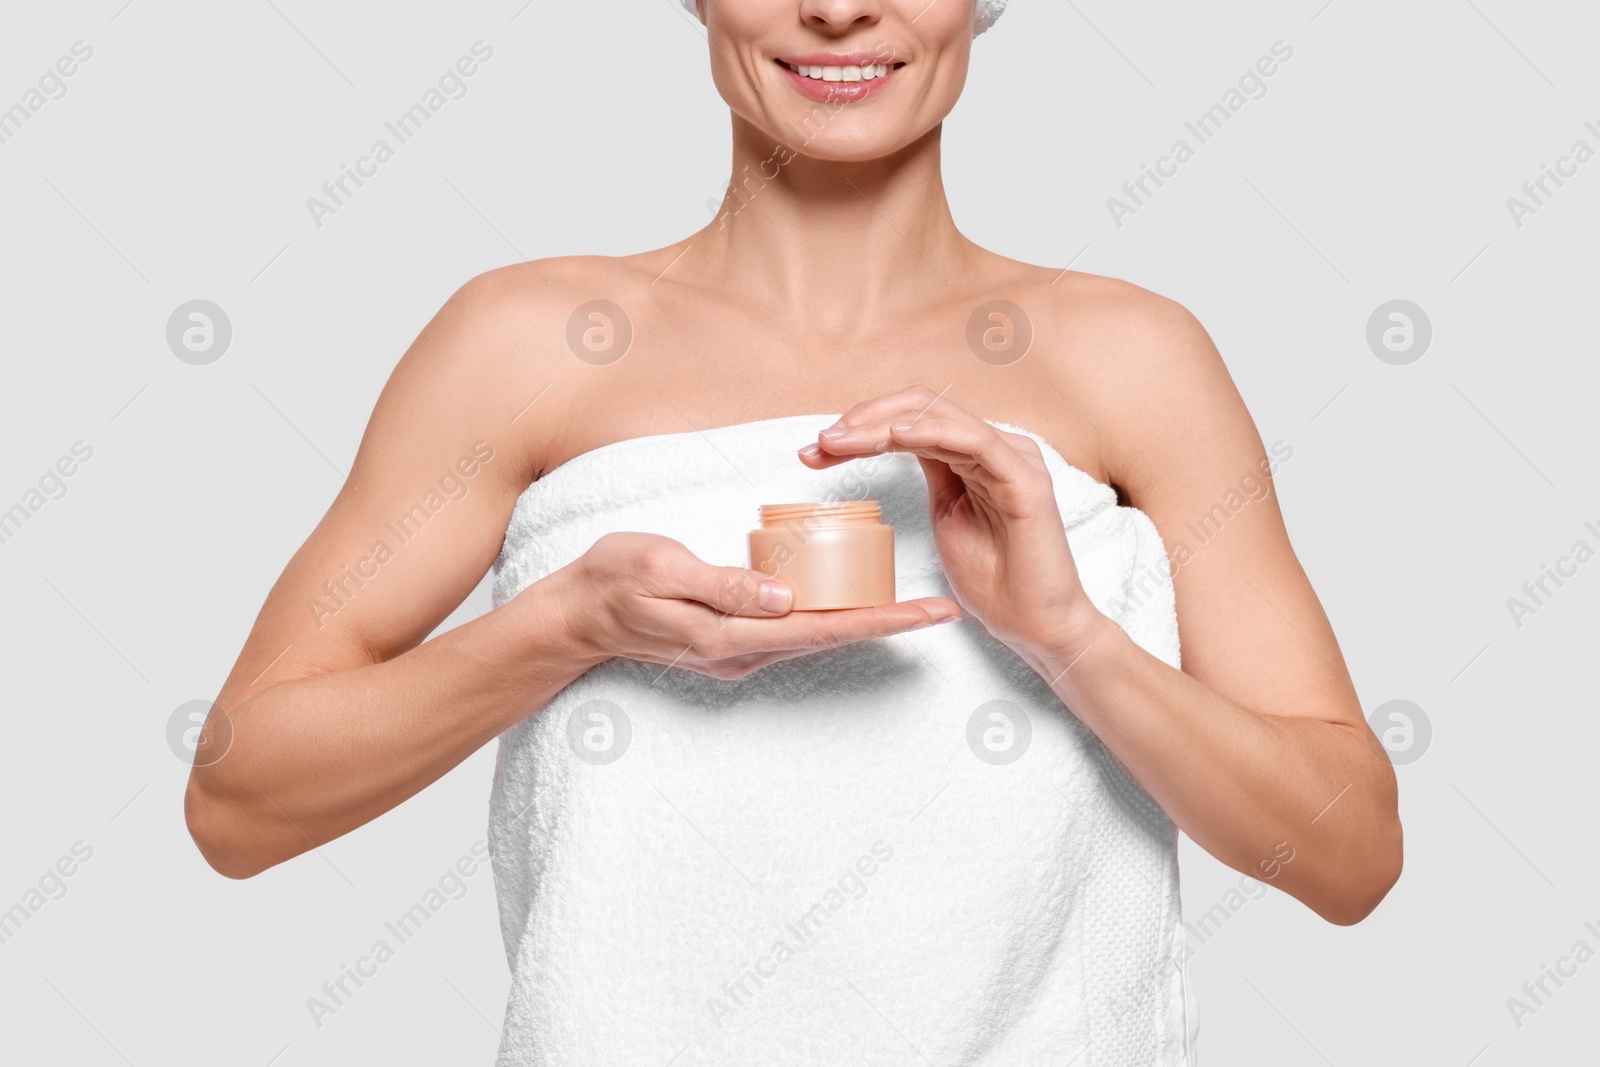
[548,532,962,679]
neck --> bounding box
[682,113,978,327]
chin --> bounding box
[778,128,915,163]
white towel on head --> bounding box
[681,0,1007,36]
[488,413,1197,1066]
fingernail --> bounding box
[890,421,915,433]
[915,609,960,629]
[818,423,847,441]
[797,443,821,459]
[758,581,792,612]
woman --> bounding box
[187,0,1401,1062]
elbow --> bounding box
[1317,816,1404,927]
[184,774,274,880]
[1309,735,1405,926]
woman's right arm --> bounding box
[185,268,584,878]
[187,266,959,879]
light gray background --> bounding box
[2,0,1595,1063]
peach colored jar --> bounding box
[748,500,895,610]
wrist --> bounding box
[1013,602,1121,685]
[520,563,613,674]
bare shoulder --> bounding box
[1040,270,1259,504]
[459,247,684,310]
[437,249,679,367]
[398,253,660,475]
[428,255,624,357]
[1045,270,1217,376]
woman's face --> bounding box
[699,0,973,161]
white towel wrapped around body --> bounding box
[489,413,1197,1066]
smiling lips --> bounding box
[781,59,896,82]
[775,52,905,102]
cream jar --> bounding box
[748,500,895,610]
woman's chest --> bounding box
[528,315,1114,487]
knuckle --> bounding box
[694,627,732,662]
[637,539,681,580]
[799,627,841,652]
[586,531,626,569]
[713,569,759,615]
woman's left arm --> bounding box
[801,303,1401,926]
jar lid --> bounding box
[757,500,881,527]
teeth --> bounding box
[785,61,894,82]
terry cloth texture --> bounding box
[488,412,1197,1066]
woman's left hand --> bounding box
[798,387,1107,664]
